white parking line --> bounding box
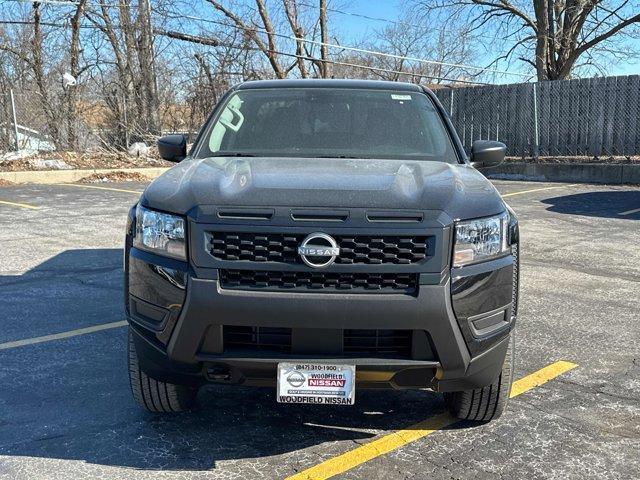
[619,207,640,216]
[0,321,127,351]
[501,184,577,198]
[54,183,143,194]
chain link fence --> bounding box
[2,74,639,159]
[0,88,206,157]
[1,89,102,155]
[434,74,640,158]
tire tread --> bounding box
[444,330,515,422]
[127,329,197,413]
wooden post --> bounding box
[532,83,540,159]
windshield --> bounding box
[195,88,458,162]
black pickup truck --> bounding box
[124,79,519,422]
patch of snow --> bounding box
[0,149,38,161]
[29,158,72,170]
[128,142,149,157]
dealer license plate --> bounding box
[277,363,356,405]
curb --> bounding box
[484,162,640,185]
[0,167,169,184]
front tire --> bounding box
[127,328,198,412]
[444,330,515,422]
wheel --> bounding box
[127,328,198,412]
[444,330,515,422]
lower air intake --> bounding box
[219,269,418,293]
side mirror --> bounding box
[157,134,187,162]
[470,140,506,168]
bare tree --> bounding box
[421,0,640,80]
[85,0,161,145]
[65,0,87,149]
[319,0,330,78]
[204,0,333,78]
[332,11,477,84]
[137,0,160,135]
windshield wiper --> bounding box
[316,155,362,159]
[209,152,256,157]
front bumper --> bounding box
[126,245,517,392]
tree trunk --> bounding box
[66,0,87,150]
[319,0,330,78]
[137,0,160,136]
[31,3,61,148]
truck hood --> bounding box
[141,157,505,221]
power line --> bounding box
[3,0,521,81]
[298,1,410,28]
[159,29,485,85]
[161,9,530,78]
[300,0,635,57]
[0,17,483,84]
[8,0,137,8]
[5,0,528,78]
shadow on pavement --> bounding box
[541,190,640,220]
[0,248,451,472]
[0,248,124,344]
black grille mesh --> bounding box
[224,326,291,352]
[207,232,429,265]
[223,326,412,357]
[511,244,519,318]
[219,269,418,293]
[344,329,412,356]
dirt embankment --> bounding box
[0,151,173,172]
[78,171,151,183]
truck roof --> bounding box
[236,78,425,92]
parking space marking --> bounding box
[54,183,143,194]
[0,320,127,351]
[286,360,578,480]
[509,360,578,397]
[0,199,39,209]
[501,184,577,198]
[619,207,640,216]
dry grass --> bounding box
[79,171,151,183]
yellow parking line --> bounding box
[619,207,640,216]
[55,183,143,194]
[0,320,127,351]
[0,199,39,209]
[286,360,578,480]
[501,184,577,198]
[509,360,578,398]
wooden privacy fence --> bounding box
[433,74,640,158]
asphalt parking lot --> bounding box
[0,179,639,479]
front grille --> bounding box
[207,232,430,265]
[344,329,412,356]
[219,269,418,293]
[224,326,291,352]
[511,244,519,318]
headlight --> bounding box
[134,205,186,260]
[453,211,509,267]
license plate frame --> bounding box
[277,362,356,405]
